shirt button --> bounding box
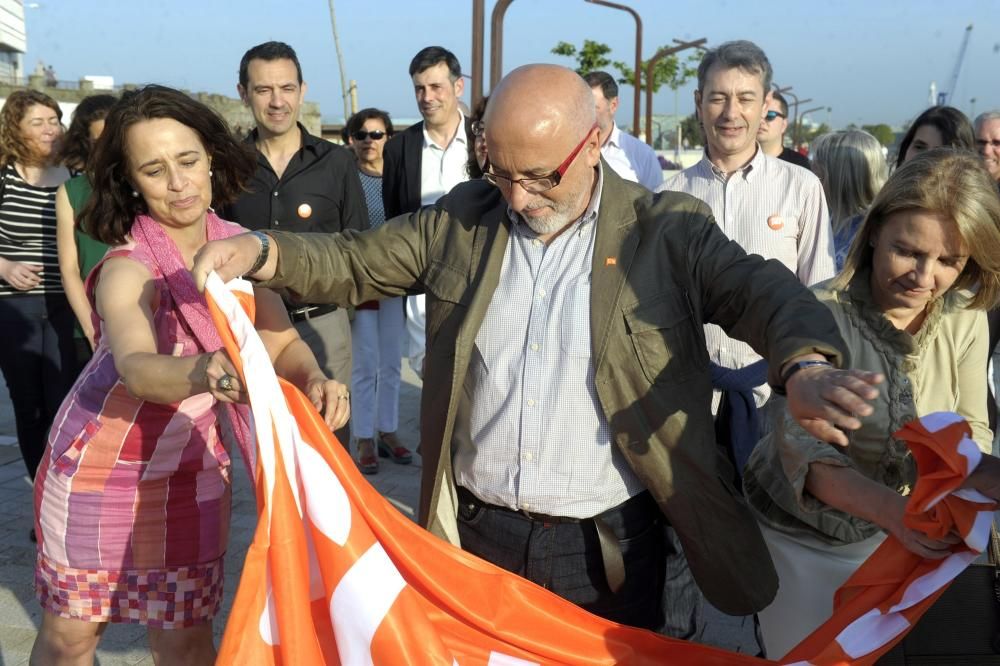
[530,343,540,351]
[273,191,279,197]
[273,220,280,226]
[527,399,536,407]
[532,239,542,247]
[522,502,531,510]
[537,288,546,297]
[524,452,533,461]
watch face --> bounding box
[297,203,313,219]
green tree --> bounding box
[551,40,613,76]
[551,39,698,94]
[861,123,895,146]
[680,113,702,147]
[801,122,831,143]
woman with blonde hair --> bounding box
[0,90,73,486]
[809,129,888,270]
[744,148,1000,658]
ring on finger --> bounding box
[218,374,235,392]
[338,392,350,401]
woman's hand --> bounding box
[0,258,42,291]
[198,350,246,404]
[305,377,351,431]
[881,494,961,559]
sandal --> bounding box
[377,431,413,464]
[356,438,379,475]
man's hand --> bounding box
[963,454,1000,501]
[785,360,883,447]
[191,232,274,292]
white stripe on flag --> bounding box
[331,543,407,666]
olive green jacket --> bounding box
[259,165,846,614]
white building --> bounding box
[0,1,24,84]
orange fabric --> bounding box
[205,275,994,665]
[781,414,996,665]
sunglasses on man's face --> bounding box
[764,110,787,122]
[352,130,386,141]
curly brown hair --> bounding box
[60,94,116,171]
[82,85,256,245]
[0,89,63,168]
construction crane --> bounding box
[937,24,973,106]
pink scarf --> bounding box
[130,212,256,480]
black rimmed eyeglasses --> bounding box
[482,123,598,194]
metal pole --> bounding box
[327,0,351,121]
[471,0,485,108]
[645,38,706,146]
[789,97,812,145]
[489,0,515,89]
[585,0,642,137]
[798,105,824,143]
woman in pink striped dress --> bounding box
[30,86,351,665]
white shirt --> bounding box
[409,112,472,370]
[659,146,835,407]
[419,111,470,205]
[601,123,664,191]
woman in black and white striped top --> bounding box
[0,90,73,486]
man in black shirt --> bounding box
[757,90,810,169]
[224,41,367,446]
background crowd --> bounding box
[0,35,999,665]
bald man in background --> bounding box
[193,64,880,640]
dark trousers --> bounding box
[0,294,78,479]
[456,490,687,632]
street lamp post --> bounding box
[645,38,706,146]
[585,0,643,137]
[489,0,515,88]
[797,105,825,144]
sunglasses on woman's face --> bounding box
[352,130,386,141]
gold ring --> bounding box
[218,374,235,392]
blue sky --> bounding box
[23,0,1000,129]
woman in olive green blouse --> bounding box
[743,149,1000,658]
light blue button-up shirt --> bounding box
[453,166,646,518]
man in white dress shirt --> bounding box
[583,71,663,191]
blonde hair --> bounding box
[833,148,1000,310]
[810,130,887,237]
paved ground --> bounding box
[0,362,424,665]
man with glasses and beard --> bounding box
[193,63,881,644]
[758,90,810,169]
[222,41,366,447]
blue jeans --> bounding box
[0,293,78,478]
[456,490,679,631]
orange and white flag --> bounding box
[782,412,996,665]
[205,274,763,666]
[205,275,994,665]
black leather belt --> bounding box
[288,304,338,322]
[456,486,658,593]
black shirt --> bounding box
[221,123,367,235]
[778,146,811,170]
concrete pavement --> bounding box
[0,362,424,665]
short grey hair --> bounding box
[697,40,772,93]
[974,111,1000,134]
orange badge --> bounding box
[298,203,313,219]
[767,214,784,231]
[605,257,617,266]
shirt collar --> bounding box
[246,122,320,153]
[697,142,766,181]
[422,110,468,150]
[506,162,604,239]
[606,122,622,149]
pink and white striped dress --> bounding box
[33,215,247,628]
